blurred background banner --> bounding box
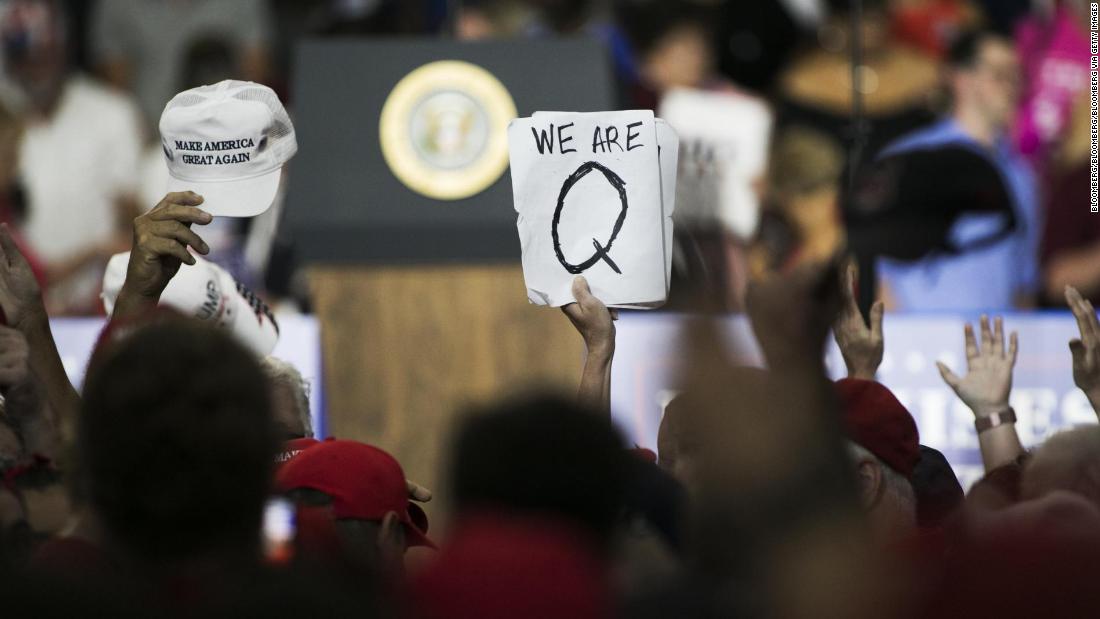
[50,315,326,436]
[611,312,1100,488]
[284,38,615,264]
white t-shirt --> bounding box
[20,75,144,311]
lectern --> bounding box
[286,39,616,526]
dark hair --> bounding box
[615,0,715,57]
[824,0,887,15]
[947,29,1008,69]
[449,394,628,545]
[78,319,277,562]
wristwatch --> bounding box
[975,407,1017,433]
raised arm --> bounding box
[111,192,212,322]
[936,315,1024,472]
[1064,286,1100,418]
[561,276,616,417]
[0,224,79,446]
[0,325,59,460]
[833,261,885,380]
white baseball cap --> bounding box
[159,80,297,217]
[101,253,280,356]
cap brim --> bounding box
[167,167,281,217]
[404,503,436,549]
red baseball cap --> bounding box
[275,439,434,548]
[275,437,321,466]
[834,378,920,478]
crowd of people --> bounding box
[0,0,1084,314]
[3,192,1100,615]
[0,0,1097,616]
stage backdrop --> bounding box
[610,312,1099,489]
[50,315,325,437]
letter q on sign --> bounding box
[551,161,628,275]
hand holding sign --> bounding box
[509,111,678,308]
[562,276,618,356]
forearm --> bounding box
[977,422,1025,472]
[844,360,877,381]
[576,344,613,417]
[111,286,159,323]
[4,375,61,459]
[18,312,80,444]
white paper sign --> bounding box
[659,88,771,239]
[509,111,678,308]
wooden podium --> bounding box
[309,265,582,525]
[287,39,614,526]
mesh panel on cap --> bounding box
[230,84,297,160]
[168,94,206,108]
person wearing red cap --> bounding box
[406,512,613,619]
[261,355,322,468]
[834,377,921,543]
[276,439,434,577]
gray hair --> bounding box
[261,356,313,437]
[1023,425,1100,509]
[847,441,917,521]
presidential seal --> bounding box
[379,60,517,200]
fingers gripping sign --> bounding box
[562,275,618,354]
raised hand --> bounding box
[0,224,45,331]
[125,192,212,298]
[1065,286,1100,411]
[936,315,1018,418]
[833,261,884,379]
[561,276,617,357]
[746,255,845,370]
[407,479,432,503]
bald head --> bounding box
[1022,427,1100,510]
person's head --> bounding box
[947,30,1020,132]
[0,0,68,111]
[765,128,844,260]
[449,394,628,547]
[846,442,917,533]
[820,0,890,53]
[276,439,432,574]
[658,367,772,492]
[78,319,277,565]
[656,395,696,487]
[618,1,715,93]
[180,36,236,91]
[262,357,313,440]
[1022,426,1100,511]
[834,379,920,539]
